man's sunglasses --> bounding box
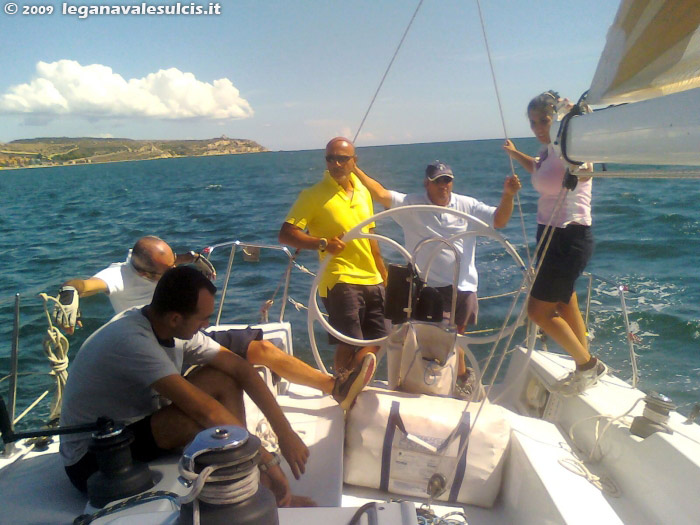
[429,176,453,185]
[325,155,353,163]
[132,260,174,280]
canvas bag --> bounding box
[344,388,510,507]
[386,321,458,396]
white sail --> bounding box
[587,0,700,105]
[557,0,700,166]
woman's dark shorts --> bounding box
[64,415,169,493]
[322,283,388,345]
[531,223,594,304]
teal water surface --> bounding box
[1,139,698,431]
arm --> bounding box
[208,349,309,479]
[53,277,109,334]
[175,250,216,280]
[576,162,593,183]
[493,174,522,229]
[278,222,345,255]
[369,232,388,284]
[62,277,109,298]
[153,368,295,506]
[153,372,244,428]
[502,140,536,174]
[351,162,393,209]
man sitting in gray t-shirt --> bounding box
[59,266,308,507]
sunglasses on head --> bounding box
[429,176,453,184]
[325,154,353,163]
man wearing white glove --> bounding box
[54,235,368,411]
[53,235,215,334]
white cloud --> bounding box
[0,60,253,120]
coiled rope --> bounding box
[38,293,70,421]
[73,452,264,525]
[178,452,262,525]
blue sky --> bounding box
[1,0,620,151]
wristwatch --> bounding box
[259,452,281,472]
[318,237,328,252]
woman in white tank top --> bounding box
[502,91,606,395]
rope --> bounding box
[73,491,181,524]
[260,253,298,323]
[579,170,700,179]
[38,293,70,421]
[293,261,316,276]
[557,457,621,497]
[569,398,644,463]
[177,452,261,525]
[474,0,531,267]
[416,504,469,524]
[259,255,316,322]
[553,398,654,498]
[353,0,425,143]
[288,296,329,318]
[436,186,570,487]
[70,441,509,525]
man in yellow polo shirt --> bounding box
[279,137,387,390]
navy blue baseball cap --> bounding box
[425,161,454,181]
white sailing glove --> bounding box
[191,251,217,281]
[53,286,80,334]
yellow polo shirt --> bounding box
[285,171,382,297]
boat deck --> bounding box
[2,349,700,524]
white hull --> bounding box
[3,342,700,524]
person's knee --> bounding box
[527,299,547,324]
[246,340,282,367]
[188,365,236,390]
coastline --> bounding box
[0,149,269,171]
[0,136,267,170]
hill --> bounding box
[0,136,267,168]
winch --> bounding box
[177,425,278,525]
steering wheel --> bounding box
[307,205,530,375]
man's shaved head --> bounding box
[131,236,176,276]
[325,137,355,155]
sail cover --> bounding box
[587,0,700,105]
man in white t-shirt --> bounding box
[59,266,307,506]
[53,235,370,412]
[53,235,214,331]
[353,161,521,388]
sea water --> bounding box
[1,138,698,431]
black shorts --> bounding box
[435,286,479,328]
[206,327,263,359]
[64,415,169,493]
[322,283,388,345]
[531,223,594,303]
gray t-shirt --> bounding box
[59,307,220,466]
